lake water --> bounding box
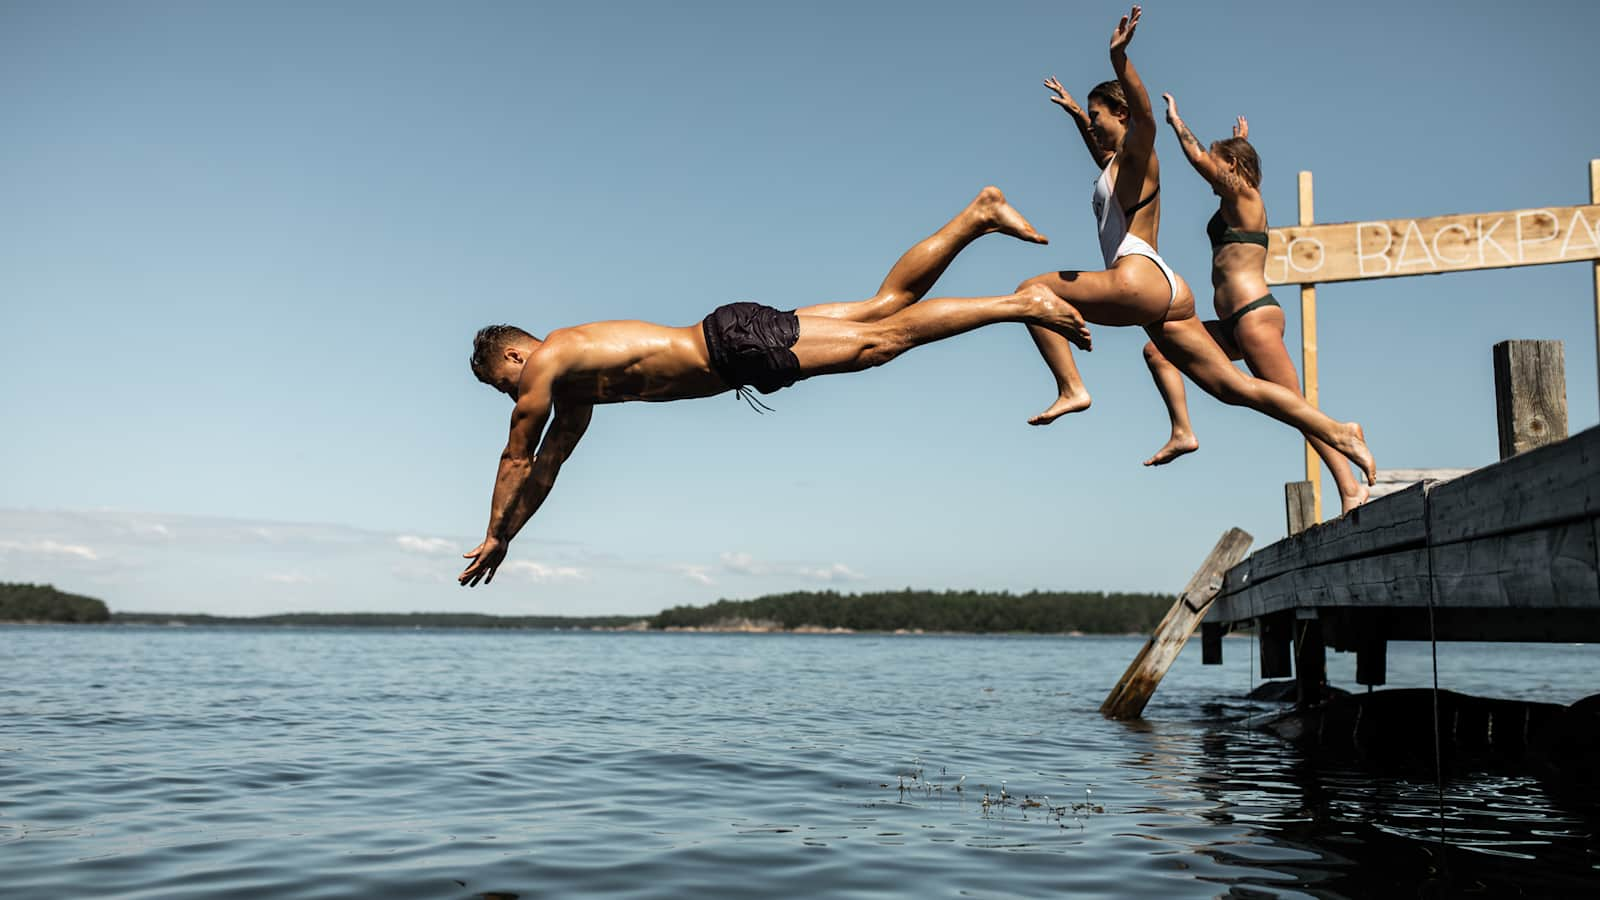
[3,626,1597,898]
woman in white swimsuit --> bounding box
[1020,6,1375,488]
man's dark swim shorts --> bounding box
[701,302,802,395]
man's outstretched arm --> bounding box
[460,379,594,587]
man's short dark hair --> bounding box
[470,324,537,383]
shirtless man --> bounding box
[458,187,1090,586]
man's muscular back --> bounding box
[528,320,728,405]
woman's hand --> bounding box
[1044,76,1082,116]
[1110,5,1141,55]
[1233,115,1249,139]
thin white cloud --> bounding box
[0,539,100,561]
[396,535,459,556]
[800,563,865,582]
[671,563,716,586]
[129,521,172,540]
[391,564,457,586]
[265,572,313,585]
[717,551,864,583]
[719,551,766,575]
[501,560,585,583]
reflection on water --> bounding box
[2,627,1596,898]
[1172,711,1599,896]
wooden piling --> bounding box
[1356,629,1387,687]
[1101,527,1253,719]
[1201,621,1223,665]
[1293,613,1326,706]
[1285,481,1317,536]
[1259,611,1293,680]
[1494,340,1567,459]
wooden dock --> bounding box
[1100,339,1594,716]
[1202,420,1600,702]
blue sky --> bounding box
[3,0,1598,617]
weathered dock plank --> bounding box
[1430,522,1598,608]
[1427,425,1600,544]
[1494,340,1569,459]
[1102,528,1253,719]
[1216,549,1432,621]
[1210,425,1600,631]
[1367,468,1474,500]
[1224,481,1431,593]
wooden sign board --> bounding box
[1266,203,1600,286]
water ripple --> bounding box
[2,627,1596,898]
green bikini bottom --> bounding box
[1219,293,1280,343]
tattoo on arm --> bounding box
[1177,122,1204,155]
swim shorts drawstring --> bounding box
[735,386,776,414]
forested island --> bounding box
[652,589,1175,634]
[0,583,110,623]
[109,611,639,629]
[5,582,1174,634]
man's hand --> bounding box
[1162,92,1181,127]
[1233,115,1249,139]
[1044,76,1082,116]
[460,537,508,587]
[1110,5,1141,55]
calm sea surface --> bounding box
[3,626,1597,898]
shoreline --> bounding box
[3,619,1149,637]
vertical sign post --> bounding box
[1591,159,1599,413]
[1297,171,1322,523]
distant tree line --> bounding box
[0,583,110,623]
[650,589,1175,633]
[6,583,1172,633]
[109,611,641,629]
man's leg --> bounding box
[790,284,1090,377]
[797,187,1046,322]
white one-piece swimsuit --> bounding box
[1092,158,1178,322]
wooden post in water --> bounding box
[1355,611,1387,688]
[1293,613,1326,706]
[1493,340,1568,459]
[1201,622,1223,665]
[1259,612,1293,679]
[1101,527,1253,720]
[1297,172,1323,524]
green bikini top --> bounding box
[1207,210,1269,250]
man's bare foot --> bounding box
[1143,432,1199,466]
[1337,422,1377,485]
[1338,481,1371,515]
[1028,390,1092,426]
[1019,283,1092,350]
[973,185,1048,245]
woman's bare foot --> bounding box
[1336,422,1377,485]
[1028,390,1092,426]
[973,186,1048,245]
[1143,431,1199,466]
[1019,283,1092,350]
[1338,481,1371,515]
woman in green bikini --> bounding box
[1140,95,1369,513]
